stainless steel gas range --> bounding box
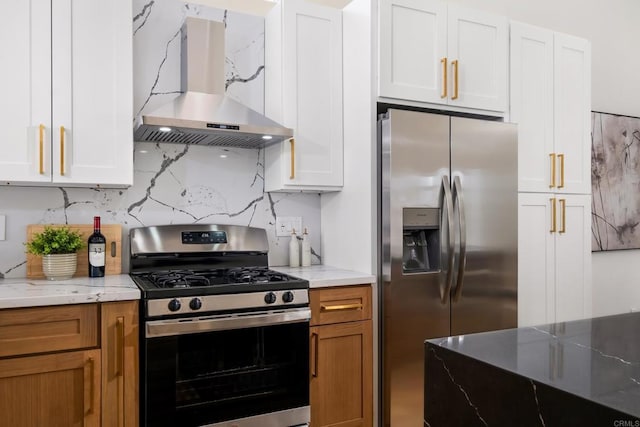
[129,224,310,427]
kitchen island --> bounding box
[425,313,640,426]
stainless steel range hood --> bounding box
[134,17,292,149]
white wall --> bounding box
[321,0,376,275]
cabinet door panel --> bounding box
[282,0,342,188]
[101,301,139,427]
[555,194,592,322]
[265,0,343,192]
[379,0,446,103]
[0,0,51,183]
[447,5,507,111]
[510,22,554,193]
[52,0,133,186]
[310,321,372,427]
[518,193,555,327]
[554,33,591,194]
[0,349,101,427]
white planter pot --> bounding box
[42,253,78,280]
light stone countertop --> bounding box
[0,274,140,309]
[271,265,376,288]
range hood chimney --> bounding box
[134,17,292,148]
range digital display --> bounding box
[206,123,240,131]
[181,231,227,244]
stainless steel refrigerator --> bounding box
[378,109,518,426]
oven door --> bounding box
[143,308,311,427]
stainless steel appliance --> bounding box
[134,17,293,148]
[129,224,310,427]
[378,109,518,426]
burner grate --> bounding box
[150,271,211,288]
[141,267,295,289]
[227,267,289,284]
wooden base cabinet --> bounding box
[0,301,138,427]
[101,301,139,427]
[310,285,373,427]
[0,349,101,427]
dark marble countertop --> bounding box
[427,312,640,418]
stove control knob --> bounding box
[282,291,295,303]
[168,298,181,312]
[264,292,277,304]
[189,298,202,310]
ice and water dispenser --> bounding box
[402,208,440,273]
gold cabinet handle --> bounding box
[320,303,363,312]
[549,153,556,188]
[550,198,556,233]
[440,57,448,98]
[39,124,45,174]
[289,138,295,180]
[60,126,65,176]
[310,332,318,378]
[84,357,94,414]
[559,199,566,234]
[451,60,459,100]
[115,317,125,377]
[558,153,565,188]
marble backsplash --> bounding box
[0,0,321,278]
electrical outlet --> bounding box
[276,217,302,237]
[0,215,5,241]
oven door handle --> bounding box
[146,308,311,338]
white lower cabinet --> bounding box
[265,0,343,192]
[518,193,592,326]
[0,0,133,187]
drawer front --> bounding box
[310,285,372,326]
[0,304,98,358]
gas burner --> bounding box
[227,267,289,284]
[150,271,211,288]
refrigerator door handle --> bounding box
[439,175,455,304]
[452,176,467,302]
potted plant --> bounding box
[25,226,84,280]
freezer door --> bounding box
[380,109,452,427]
[450,117,518,335]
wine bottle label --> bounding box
[89,243,106,267]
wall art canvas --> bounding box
[592,111,640,251]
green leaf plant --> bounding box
[25,226,85,255]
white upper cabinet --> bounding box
[553,33,591,195]
[378,0,446,103]
[265,0,343,192]
[0,0,52,184]
[379,0,507,113]
[511,22,591,194]
[1,0,133,187]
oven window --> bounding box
[144,321,309,426]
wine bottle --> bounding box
[88,216,106,277]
